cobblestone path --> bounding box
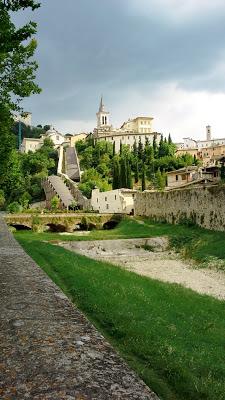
[0,216,159,400]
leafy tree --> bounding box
[155,169,166,191]
[0,189,5,209]
[7,201,22,213]
[0,0,41,203]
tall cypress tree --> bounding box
[120,140,122,156]
[133,140,138,157]
[138,137,143,159]
[113,141,116,157]
[120,157,127,188]
[141,164,146,191]
[112,158,120,189]
[134,160,139,183]
[127,161,132,189]
[153,134,158,158]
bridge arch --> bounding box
[9,224,32,231]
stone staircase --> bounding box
[42,145,90,210]
[65,147,81,181]
[42,175,75,209]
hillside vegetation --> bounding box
[76,135,199,198]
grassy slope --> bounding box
[15,217,225,268]
[17,234,225,400]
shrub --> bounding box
[7,202,23,213]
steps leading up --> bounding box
[47,175,74,208]
[65,147,81,181]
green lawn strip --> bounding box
[15,218,225,270]
[17,237,225,400]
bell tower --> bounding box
[96,96,110,128]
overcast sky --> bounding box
[14,0,225,141]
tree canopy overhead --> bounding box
[0,0,41,203]
[0,0,41,112]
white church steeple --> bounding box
[96,96,110,128]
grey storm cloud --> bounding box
[14,0,225,124]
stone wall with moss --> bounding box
[135,186,225,231]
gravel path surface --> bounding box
[61,238,225,301]
[0,216,159,400]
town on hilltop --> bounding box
[12,96,225,216]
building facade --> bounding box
[91,188,136,214]
[20,127,87,153]
[176,126,225,165]
[93,97,161,152]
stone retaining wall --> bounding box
[135,186,225,231]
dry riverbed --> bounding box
[59,237,225,301]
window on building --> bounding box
[176,175,178,181]
[102,116,104,125]
[112,136,113,140]
[128,136,129,139]
[106,204,109,209]
[97,198,98,203]
[182,175,186,180]
[105,197,107,201]
[115,195,117,200]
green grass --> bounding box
[15,217,225,269]
[17,235,225,400]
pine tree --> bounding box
[141,164,146,191]
[168,133,172,144]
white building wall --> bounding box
[99,133,158,153]
[91,188,135,214]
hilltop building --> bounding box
[93,97,161,152]
[176,126,225,165]
[20,126,87,153]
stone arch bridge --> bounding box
[5,213,122,232]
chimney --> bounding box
[206,125,211,141]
